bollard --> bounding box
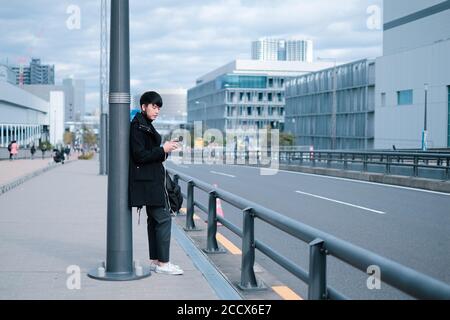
[308,238,327,300]
[204,191,226,254]
[238,208,266,291]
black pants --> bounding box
[146,203,171,263]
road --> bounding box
[166,160,450,299]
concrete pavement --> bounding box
[0,159,238,300]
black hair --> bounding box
[140,91,163,108]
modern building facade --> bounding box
[22,78,85,124]
[251,39,313,62]
[0,64,16,84]
[11,58,55,85]
[375,0,450,149]
[187,60,333,133]
[285,59,375,150]
[0,81,56,148]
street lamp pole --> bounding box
[422,83,429,151]
[88,0,150,281]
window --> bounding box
[268,93,273,102]
[257,107,263,116]
[230,92,235,102]
[397,90,413,105]
[277,93,282,102]
[268,78,273,87]
[246,92,251,101]
[247,107,252,116]
[258,92,263,101]
[381,92,386,107]
[239,92,244,102]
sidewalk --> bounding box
[0,159,222,300]
[0,158,54,185]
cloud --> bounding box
[0,0,382,111]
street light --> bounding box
[88,0,150,281]
[317,57,337,150]
[422,83,429,151]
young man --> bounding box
[128,91,183,275]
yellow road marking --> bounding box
[216,233,242,255]
[272,286,303,300]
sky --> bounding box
[0,0,383,112]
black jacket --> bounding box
[128,112,168,208]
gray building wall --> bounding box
[23,78,85,123]
[285,59,375,150]
[375,0,450,149]
[0,81,49,148]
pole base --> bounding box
[88,266,151,281]
[183,227,203,232]
[203,248,227,254]
[237,279,267,291]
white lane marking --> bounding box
[210,171,236,178]
[295,190,386,215]
[228,164,450,197]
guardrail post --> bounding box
[446,157,449,180]
[204,191,226,254]
[300,152,303,165]
[308,238,327,300]
[238,207,266,291]
[343,153,348,170]
[184,180,199,231]
[385,155,391,174]
[363,154,368,172]
[173,174,181,215]
[413,156,419,177]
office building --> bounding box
[375,0,450,149]
[285,59,375,150]
[11,58,55,85]
[251,38,313,62]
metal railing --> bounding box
[278,150,450,180]
[168,168,450,300]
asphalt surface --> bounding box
[166,160,450,299]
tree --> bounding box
[280,133,295,146]
[63,131,74,146]
[82,125,97,149]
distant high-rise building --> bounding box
[0,64,15,84]
[11,58,55,85]
[251,39,313,62]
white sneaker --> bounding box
[155,262,184,275]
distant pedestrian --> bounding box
[10,140,19,160]
[64,146,70,160]
[30,144,36,160]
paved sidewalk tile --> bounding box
[0,159,218,300]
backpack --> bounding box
[7,143,12,152]
[165,171,183,214]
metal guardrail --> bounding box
[182,149,450,180]
[168,168,450,300]
[278,150,450,180]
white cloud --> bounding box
[1,0,383,112]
